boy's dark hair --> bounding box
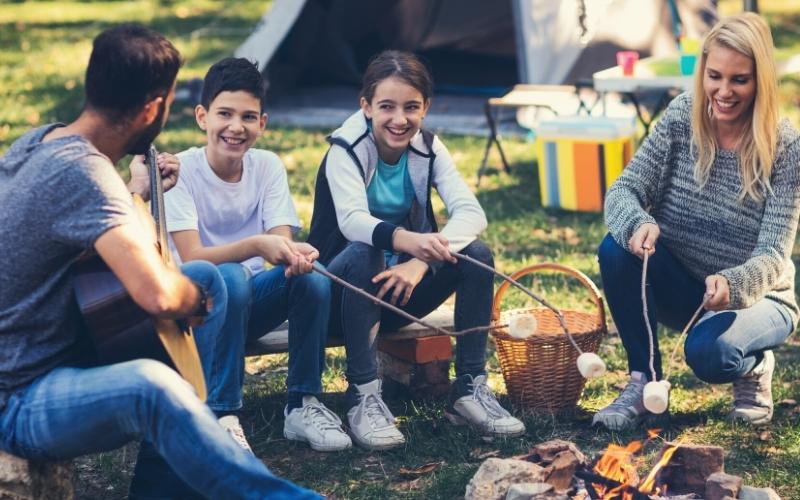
[200,58,266,111]
[360,50,433,104]
[85,24,182,119]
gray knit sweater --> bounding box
[605,92,800,324]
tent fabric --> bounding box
[235,0,716,93]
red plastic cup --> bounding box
[616,51,639,76]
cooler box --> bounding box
[536,117,636,212]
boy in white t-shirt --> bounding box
[165,58,351,452]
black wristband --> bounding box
[192,283,210,317]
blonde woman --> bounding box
[595,13,800,431]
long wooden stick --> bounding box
[641,251,708,382]
[451,251,582,353]
[312,263,505,337]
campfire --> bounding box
[576,430,681,500]
[463,435,777,500]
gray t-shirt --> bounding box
[0,124,135,412]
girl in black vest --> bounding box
[308,50,525,450]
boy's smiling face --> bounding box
[196,90,267,171]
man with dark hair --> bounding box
[0,24,319,499]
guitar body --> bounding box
[73,148,207,400]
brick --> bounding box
[655,443,724,495]
[377,336,452,364]
[378,351,451,398]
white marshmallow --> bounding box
[576,352,606,379]
[643,380,671,414]
[508,313,538,339]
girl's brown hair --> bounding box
[360,50,433,103]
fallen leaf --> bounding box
[470,449,501,460]
[758,431,772,441]
[398,461,442,477]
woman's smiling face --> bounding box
[360,76,429,164]
[703,43,756,128]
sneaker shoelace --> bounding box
[358,391,396,430]
[303,402,344,432]
[605,381,645,411]
[471,379,512,419]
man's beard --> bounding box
[126,99,166,156]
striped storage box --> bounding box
[536,117,636,212]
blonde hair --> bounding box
[691,12,779,201]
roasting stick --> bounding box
[451,251,580,352]
[640,251,708,413]
[451,251,606,379]
[312,262,506,337]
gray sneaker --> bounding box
[592,371,648,431]
[731,350,774,425]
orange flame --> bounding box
[591,431,682,499]
[592,440,641,500]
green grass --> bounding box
[3,1,800,499]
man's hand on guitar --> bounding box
[157,153,180,192]
[127,152,181,200]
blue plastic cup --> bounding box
[680,54,697,76]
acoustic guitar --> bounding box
[73,146,207,400]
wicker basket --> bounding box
[491,263,606,411]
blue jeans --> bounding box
[0,261,319,499]
[202,263,330,411]
[598,234,793,382]
[327,240,493,385]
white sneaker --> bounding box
[592,371,649,431]
[284,396,352,452]
[346,380,406,450]
[218,415,253,454]
[731,350,775,425]
[445,374,526,437]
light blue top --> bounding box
[366,150,414,227]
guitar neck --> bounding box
[146,146,169,262]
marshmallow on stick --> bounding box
[643,380,671,414]
[576,352,606,379]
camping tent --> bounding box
[235,0,717,96]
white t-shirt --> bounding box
[165,147,300,274]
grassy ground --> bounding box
[2,1,800,498]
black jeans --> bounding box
[327,240,494,384]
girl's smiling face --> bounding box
[361,76,430,164]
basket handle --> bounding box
[491,262,606,330]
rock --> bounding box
[526,440,588,466]
[705,472,742,500]
[0,451,73,500]
[505,482,552,500]
[465,458,547,500]
[738,486,781,500]
[543,450,581,492]
[654,442,724,495]
[524,440,587,492]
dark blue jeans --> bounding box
[0,261,319,499]
[327,240,494,384]
[206,263,331,411]
[598,234,793,383]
